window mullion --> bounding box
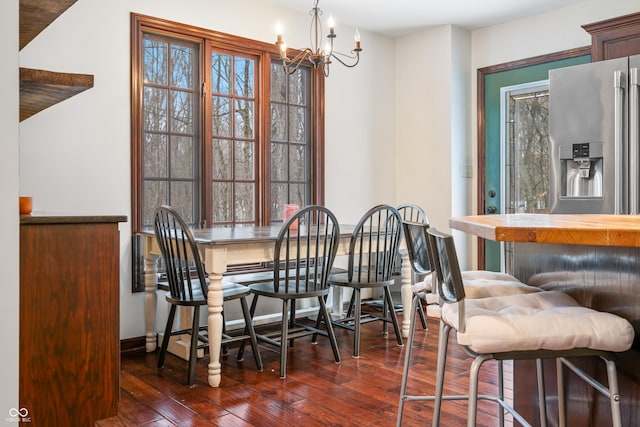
[201,41,213,228]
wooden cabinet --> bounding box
[19,215,125,426]
[582,12,640,61]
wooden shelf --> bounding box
[19,0,77,50]
[19,0,93,122]
[20,67,93,122]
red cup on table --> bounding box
[283,204,299,229]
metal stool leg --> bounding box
[432,322,451,427]
[536,359,548,427]
[604,358,622,427]
[397,294,420,427]
[497,360,505,427]
[468,354,492,427]
[556,358,566,427]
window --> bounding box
[131,14,325,290]
[131,14,324,231]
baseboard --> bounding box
[121,336,147,354]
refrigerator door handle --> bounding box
[614,70,626,214]
[631,67,639,214]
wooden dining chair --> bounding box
[240,205,342,378]
[422,228,633,427]
[153,205,263,386]
[359,203,430,329]
[329,204,404,358]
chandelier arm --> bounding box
[329,51,360,68]
[283,47,314,66]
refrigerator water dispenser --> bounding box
[559,142,603,198]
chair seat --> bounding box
[442,290,635,354]
[221,281,252,299]
[164,278,250,304]
[249,280,330,299]
[328,272,395,289]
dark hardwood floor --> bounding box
[98,312,510,426]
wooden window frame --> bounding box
[130,13,326,291]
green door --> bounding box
[482,55,590,271]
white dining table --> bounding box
[139,224,414,387]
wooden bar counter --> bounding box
[450,213,640,426]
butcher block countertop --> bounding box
[449,213,640,247]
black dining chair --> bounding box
[347,203,430,329]
[153,205,263,386]
[241,205,342,378]
[329,204,404,358]
[420,228,633,427]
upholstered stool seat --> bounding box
[443,290,634,354]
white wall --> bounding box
[17,0,396,340]
[1,0,19,416]
[395,26,456,231]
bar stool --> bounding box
[397,222,543,425]
[426,229,633,427]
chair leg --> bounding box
[384,286,403,346]
[416,295,428,330]
[432,321,451,427]
[239,296,263,371]
[497,360,505,427]
[382,290,389,337]
[279,299,290,378]
[187,305,200,387]
[556,358,566,427]
[311,294,327,343]
[467,354,492,427]
[353,288,362,358]
[318,296,340,363]
[346,290,356,317]
[536,359,548,427]
[558,355,623,427]
[603,357,623,427]
[289,298,296,348]
[157,304,177,368]
[238,294,260,361]
[397,293,420,427]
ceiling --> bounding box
[263,0,586,37]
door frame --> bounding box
[476,46,590,268]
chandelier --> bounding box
[275,0,362,77]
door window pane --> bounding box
[503,82,550,214]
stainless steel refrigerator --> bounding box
[549,54,640,214]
